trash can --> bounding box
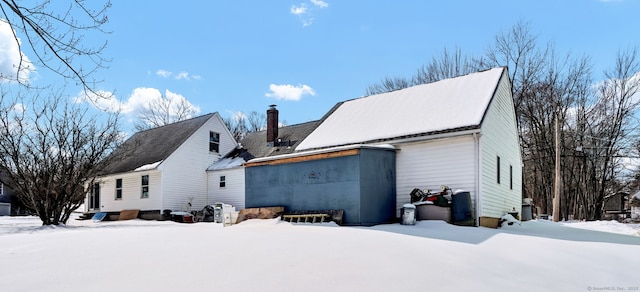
[451,190,474,226]
[401,204,416,225]
[521,204,533,221]
[214,203,223,223]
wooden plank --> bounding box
[245,149,360,167]
[118,209,139,220]
[235,206,285,224]
[479,216,499,228]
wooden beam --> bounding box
[245,148,360,167]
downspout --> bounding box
[473,132,481,226]
[206,170,210,206]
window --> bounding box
[209,131,220,153]
[496,156,501,184]
[141,175,149,198]
[219,176,226,188]
[0,182,3,196]
[510,165,513,190]
[115,178,123,200]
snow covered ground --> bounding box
[0,215,638,292]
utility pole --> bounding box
[553,115,561,222]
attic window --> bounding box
[209,131,220,153]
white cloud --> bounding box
[11,103,25,113]
[0,21,34,82]
[156,69,172,78]
[291,1,328,27]
[73,90,121,112]
[175,71,190,80]
[290,4,307,15]
[265,84,316,101]
[155,69,200,81]
[225,110,247,123]
[77,87,200,119]
[310,0,328,8]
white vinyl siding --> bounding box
[207,167,245,210]
[95,171,162,212]
[160,114,237,212]
[92,113,237,213]
[479,72,522,218]
[394,135,476,216]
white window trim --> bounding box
[219,175,226,188]
[115,178,123,200]
[141,175,149,199]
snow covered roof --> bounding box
[207,156,246,171]
[99,113,216,175]
[296,67,507,151]
[207,120,321,171]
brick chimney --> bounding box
[266,105,278,146]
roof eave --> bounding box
[297,126,482,151]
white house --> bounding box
[86,113,236,217]
[296,67,522,227]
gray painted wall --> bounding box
[245,148,396,226]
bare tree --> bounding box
[365,76,410,96]
[484,20,549,122]
[223,114,248,142]
[364,20,640,220]
[222,110,268,142]
[580,47,640,220]
[0,88,121,225]
[413,46,482,85]
[246,111,266,132]
[0,0,110,93]
[134,93,199,131]
[366,47,480,96]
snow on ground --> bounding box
[0,216,639,292]
[562,220,640,237]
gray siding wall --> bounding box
[245,148,396,226]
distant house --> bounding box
[0,171,16,215]
[631,191,640,221]
[286,67,522,227]
[87,113,236,217]
[206,106,320,210]
[603,192,630,219]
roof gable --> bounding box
[100,113,217,175]
[297,67,507,150]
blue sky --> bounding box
[2,0,639,132]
